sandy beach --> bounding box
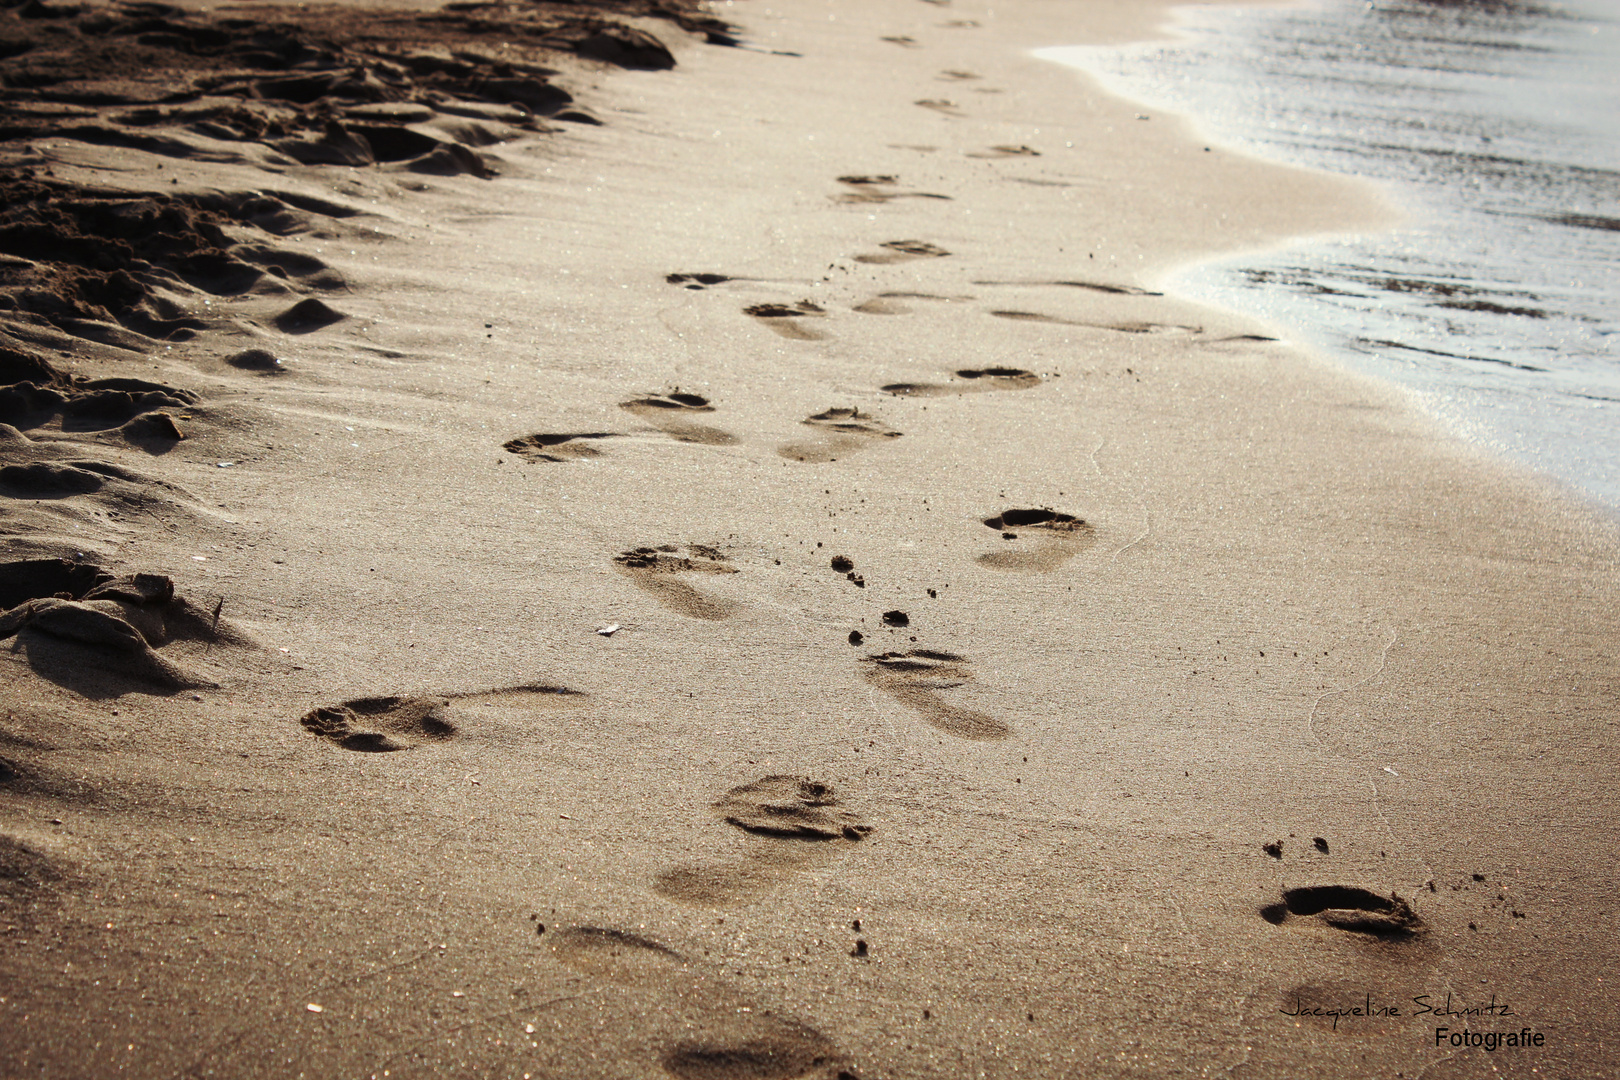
[3,0,1618,1076]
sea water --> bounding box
[1040,0,1620,514]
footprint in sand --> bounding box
[976,508,1096,572]
[613,544,739,621]
[880,367,1042,397]
[853,240,950,265]
[300,695,454,752]
[965,145,1040,159]
[938,69,981,82]
[666,272,735,290]
[974,279,1163,296]
[503,432,619,461]
[851,291,970,316]
[990,309,1201,335]
[1261,885,1431,942]
[619,393,739,446]
[655,776,873,908]
[299,684,583,752]
[1098,320,1203,335]
[777,408,901,464]
[915,99,966,117]
[863,649,1009,740]
[273,297,347,334]
[833,175,952,205]
[550,926,691,985]
[549,924,846,1079]
[743,302,828,341]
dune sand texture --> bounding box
[2,0,1618,1076]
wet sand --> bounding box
[2,0,1618,1076]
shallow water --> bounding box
[1041,0,1620,513]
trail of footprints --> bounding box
[0,17,1426,1070]
[310,71,1432,1074]
[535,778,870,1077]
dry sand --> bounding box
[2,0,1618,1076]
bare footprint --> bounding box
[1261,886,1431,940]
[777,408,900,463]
[1100,321,1202,336]
[880,367,1042,397]
[833,175,951,205]
[852,291,971,315]
[548,924,848,1076]
[716,776,873,840]
[655,776,872,907]
[503,432,618,461]
[661,1014,841,1080]
[974,279,1163,296]
[915,99,965,117]
[551,926,690,985]
[937,69,980,81]
[965,144,1040,159]
[300,696,454,752]
[613,544,739,620]
[988,309,1077,325]
[667,272,735,289]
[620,394,739,446]
[743,302,828,341]
[299,684,583,752]
[990,309,1200,335]
[863,649,1010,740]
[853,240,950,265]
[976,508,1096,571]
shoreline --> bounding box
[1043,0,1620,519]
[3,0,1618,1076]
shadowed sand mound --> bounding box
[0,833,66,903]
[0,567,251,692]
[0,0,723,350]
